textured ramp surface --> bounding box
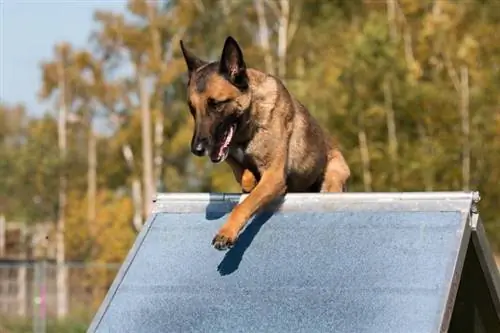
[89,193,473,333]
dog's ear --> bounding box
[218,36,248,89]
[180,40,207,76]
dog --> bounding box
[180,36,350,251]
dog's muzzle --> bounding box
[191,137,209,157]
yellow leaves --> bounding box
[92,192,135,264]
[365,105,386,119]
[406,60,423,84]
[167,116,193,156]
[163,165,185,191]
[458,34,479,67]
[38,62,58,100]
[159,58,188,85]
[426,1,463,32]
[65,190,90,260]
[74,50,93,71]
[210,165,240,193]
[422,2,468,46]
[495,112,500,135]
[174,0,201,26]
[414,1,480,77]
[0,103,26,137]
[64,188,135,310]
[55,42,73,59]
[127,0,149,18]
[399,0,424,16]
[66,189,135,263]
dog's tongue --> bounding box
[215,125,235,161]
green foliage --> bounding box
[0,107,61,223]
[1,316,88,333]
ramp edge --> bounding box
[436,210,472,332]
[153,191,476,214]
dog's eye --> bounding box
[207,98,230,110]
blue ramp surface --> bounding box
[88,192,475,333]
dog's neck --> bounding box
[230,107,255,150]
[229,68,280,160]
[229,145,246,164]
[247,68,280,121]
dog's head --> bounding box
[180,36,252,164]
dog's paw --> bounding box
[212,230,237,251]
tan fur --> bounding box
[180,37,350,250]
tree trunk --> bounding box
[87,115,97,236]
[386,0,398,41]
[56,50,68,319]
[0,215,5,257]
[147,3,165,191]
[131,179,144,232]
[154,113,164,190]
[460,65,470,191]
[358,130,373,192]
[357,112,373,192]
[383,75,399,190]
[111,107,145,233]
[277,0,290,78]
[253,0,274,74]
[122,144,144,232]
[17,225,27,316]
[418,123,434,191]
[138,64,154,219]
[432,0,442,16]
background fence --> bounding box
[0,261,121,333]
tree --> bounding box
[92,0,191,227]
[0,104,61,222]
[39,42,76,319]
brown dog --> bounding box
[180,36,350,250]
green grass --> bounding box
[1,316,89,333]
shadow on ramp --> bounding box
[217,208,279,276]
[205,192,284,276]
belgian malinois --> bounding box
[180,36,350,250]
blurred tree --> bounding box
[39,42,77,318]
[92,0,195,229]
[0,105,61,222]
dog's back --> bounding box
[244,68,347,192]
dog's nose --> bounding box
[192,139,208,156]
[193,143,205,156]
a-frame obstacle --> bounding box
[87,192,500,333]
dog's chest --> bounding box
[229,144,267,173]
[230,146,246,164]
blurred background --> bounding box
[1,0,500,332]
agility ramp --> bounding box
[88,192,500,333]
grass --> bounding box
[1,316,90,333]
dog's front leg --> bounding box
[212,167,287,250]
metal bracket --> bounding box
[470,191,481,230]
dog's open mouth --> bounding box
[211,123,237,163]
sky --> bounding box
[0,0,127,117]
